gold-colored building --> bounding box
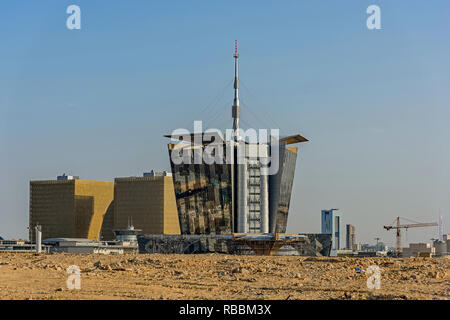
[108,175,180,240]
[29,179,114,241]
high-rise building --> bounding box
[346,224,355,251]
[321,209,341,255]
[29,178,114,241]
[105,174,180,240]
[166,42,308,235]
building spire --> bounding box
[232,40,241,136]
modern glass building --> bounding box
[166,43,308,236]
[269,141,299,233]
[167,135,306,235]
[168,141,233,235]
[139,44,335,256]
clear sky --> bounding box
[1,1,449,247]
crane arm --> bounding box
[400,223,438,228]
[386,222,438,229]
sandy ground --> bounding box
[0,252,448,300]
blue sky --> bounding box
[1,1,449,246]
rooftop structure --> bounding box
[113,218,141,243]
[143,170,172,177]
[57,173,79,181]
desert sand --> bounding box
[0,252,448,300]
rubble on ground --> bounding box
[0,253,448,300]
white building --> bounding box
[42,238,138,254]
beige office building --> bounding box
[106,173,180,240]
[29,178,114,241]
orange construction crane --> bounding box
[384,217,438,257]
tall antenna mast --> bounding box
[232,40,241,139]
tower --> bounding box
[233,40,249,233]
[232,40,241,136]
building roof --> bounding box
[164,132,225,145]
[166,132,308,145]
[42,238,94,243]
[30,179,113,184]
[279,134,309,144]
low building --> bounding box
[433,240,448,257]
[42,238,138,254]
[443,234,450,254]
[0,239,51,253]
[138,233,332,256]
[402,243,435,257]
[356,251,377,257]
[337,249,355,257]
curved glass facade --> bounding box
[168,140,299,235]
[168,143,233,235]
[269,144,298,233]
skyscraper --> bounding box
[321,209,341,256]
[166,42,308,235]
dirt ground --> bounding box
[0,252,448,300]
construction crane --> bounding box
[383,217,438,257]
